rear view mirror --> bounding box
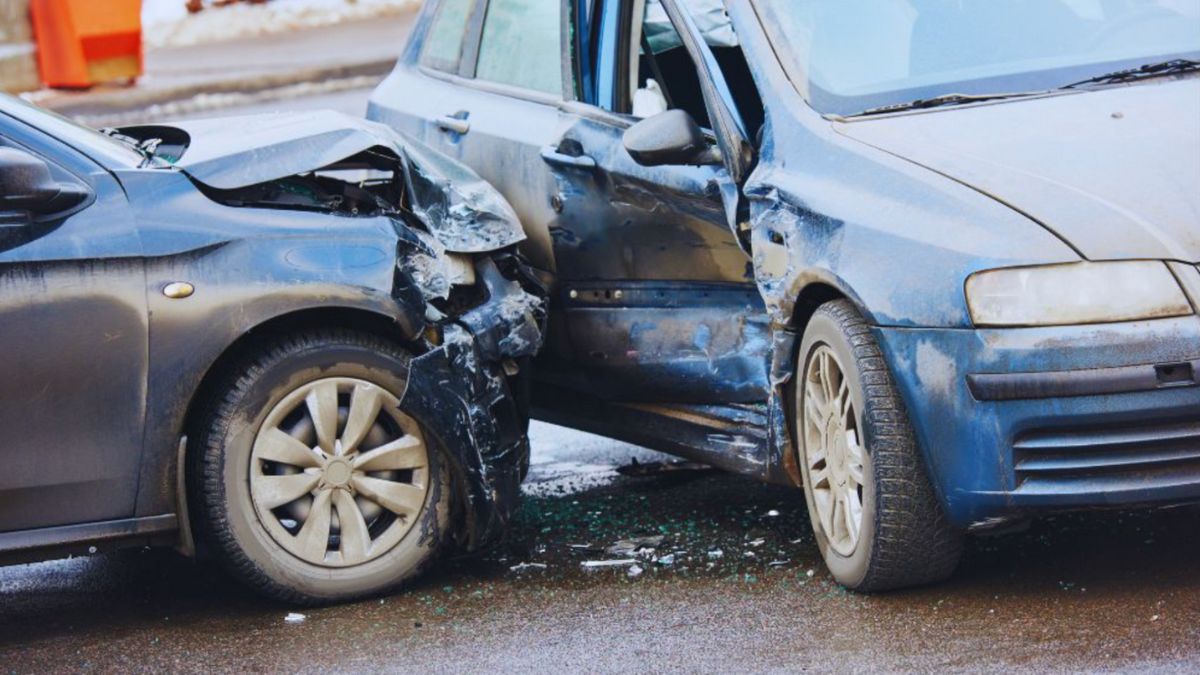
[0,147,89,218]
[623,109,723,167]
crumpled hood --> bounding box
[120,110,525,253]
[834,78,1200,264]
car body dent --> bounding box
[118,111,527,254]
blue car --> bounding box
[369,0,1200,590]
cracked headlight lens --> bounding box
[966,261,1194,327]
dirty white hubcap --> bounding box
[249,377,429,567]
[802,346,866,557]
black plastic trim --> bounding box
[968,359,1199,401]
[0,514,178,566]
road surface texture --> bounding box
[3,87,1198,675]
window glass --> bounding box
[475,0,564,95]
[755,0,1200,116]
[625,0,763,140]
[422,0,476,72]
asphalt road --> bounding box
[2,90,1197,674]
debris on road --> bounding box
[606,536,665,557]
[284,613,307,624]
[628,564,644,579]
[581,559,639,570]
[616,457,713,477]
[509,562,548,573]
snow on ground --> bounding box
[141,0,419,49]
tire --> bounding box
[191,329,452,605]
[794,300,963,591]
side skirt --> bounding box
[532,383,773,480]
[0,514,178,566]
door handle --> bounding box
[436,115,470,134]
[540,146,596,170]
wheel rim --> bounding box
[802,345,865,557]
[249,377,429,568]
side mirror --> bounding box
[0,147,88,218]
[623,109,722,167]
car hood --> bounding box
[119,111,525,253]
[834,79,1200,264]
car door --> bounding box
[0,114,148,532]
[542,0,768,403]
[371,0,767,402]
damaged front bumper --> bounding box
[875,316,1200,529]
[399,255,547,550]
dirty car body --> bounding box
[371,0,1200,587]
[0,96,546,575]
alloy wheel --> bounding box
[802,345,866,557]
[249,377,429,567]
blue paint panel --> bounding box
[875,317,1200,526]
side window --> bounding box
[475,0,565,96]
[624,0,764,141]
[421,0,477,73]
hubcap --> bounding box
[249,377,429,568]
[802,345,866,557]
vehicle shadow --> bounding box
[0,468,1196,651]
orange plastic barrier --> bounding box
[30,0,142,88]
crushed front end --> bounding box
[117,112,549,550]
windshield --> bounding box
[752,0,1200,116]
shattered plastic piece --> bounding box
[655,553,676,566]
[509,562,548,573]
[284,613,306,624]
[806,569,816,578]
[707,549,724,559]
[768,560,790,568]
[606,536,665,557]
[615,458,713,477]
[748,538,765,547]
[581,559,639,570]
[568,543,603,553]
[628,564,644,579]
[767,510,780,517]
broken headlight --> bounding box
[965,261,1194,327]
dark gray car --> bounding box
[0,96,546,603]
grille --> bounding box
[1014,419,1200,488]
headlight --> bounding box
[966,261,1194,327]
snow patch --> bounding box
[142,0,419,49]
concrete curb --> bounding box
[38,58,396,118]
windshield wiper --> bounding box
[849,91,1041,118]
[1062,58,1200,89]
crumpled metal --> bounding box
[119,111,526,254]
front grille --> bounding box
[1014,419,1200,489]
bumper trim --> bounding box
[967,359,1198,401]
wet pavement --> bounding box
[1,423,1198,673]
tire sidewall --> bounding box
[209,340,451,602]
[796,310,878,588]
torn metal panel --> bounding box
[117,111,526,254]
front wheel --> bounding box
[794,300,963,591]
[192,330,452,605]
